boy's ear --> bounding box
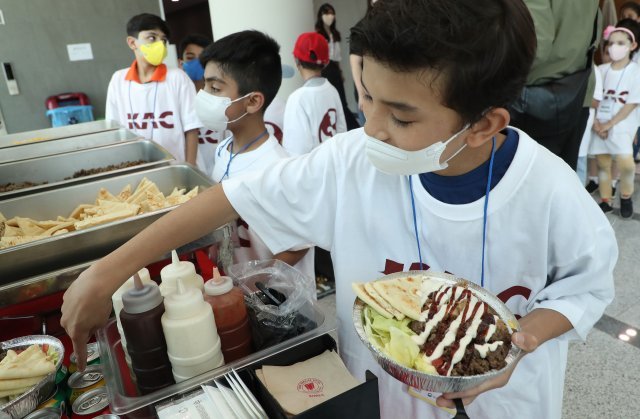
[465,107,510,148]
[246,92,266,114]
[126,36,138,52]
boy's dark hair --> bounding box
[315,3,341,42]
[350,0,536,124]
[200,30,282,111]
[179,34,212,58]
[615,18,640,57]
[297,55,325,72]
[621,2,640,17]
[126,13,170,39]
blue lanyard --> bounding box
[409,136,497,287]
[128,80,159,140]
[219,129,268,182]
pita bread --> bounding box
[0,344,55,380]
[0,376,42,391]
[352,282,406,320]
[372,276,423,321]
[352,283,394,319]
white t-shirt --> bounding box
[195,128,225,178]
[105,65,202,161]
[590,61,640,155]
[222,128,616,419]
[264,97,285,144]
[579,65,603,157]
[212,135,315,283]
[282,78,347,156]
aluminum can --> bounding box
[69,343,101,374]
[67,365,105,406]
[71,388,110,419]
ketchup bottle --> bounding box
[119,274,175,394]
[203,268,253,362]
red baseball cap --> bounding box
[293,32,329,66]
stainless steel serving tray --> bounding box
[0,120,121,150]
[353,271,522,394]
[0,164,215,284]
[0,128,142,164]
[0,335,64,419]
[0,140,174,200]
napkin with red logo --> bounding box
[255,350,359,415]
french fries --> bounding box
[0,177,198,250]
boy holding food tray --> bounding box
[62,1,617,418]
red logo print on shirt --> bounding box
[265,121,283,144]
[318,108,338,143]
[198,129,219,145]
[127,111,175,130]
[236,218,251,248]
[604,89,628,104]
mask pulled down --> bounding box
[365,124,470,175]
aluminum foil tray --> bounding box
[0,140,174,200]
[0,164,215,283]
[352,270,521,393]
[0,120,121,150]
[0,129,141,165]
[0,335,64,419]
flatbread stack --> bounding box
[352,275,424,321]
[0,177,199,250]
[0,344,55,401]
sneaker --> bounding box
[586,180,599,193]
[599,201,613,213]
[620,197,633,219]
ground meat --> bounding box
[65,160,147,179]
[409,320,425,335]
[0,181,46,192]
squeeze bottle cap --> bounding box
[122,273,162,314]
[160,250,198,288]
[204,267,233,296]
[164,275,204,319]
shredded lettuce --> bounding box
[385,326,420,368]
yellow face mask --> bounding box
[139,41,167,66]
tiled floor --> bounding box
[316,183,640,418]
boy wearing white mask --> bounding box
[105,13,201,165]
[194,30,315,282]
[63,2,616,418]
[282,32,346,155]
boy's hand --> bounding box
[60,267,113,371]
[435,331,539,409]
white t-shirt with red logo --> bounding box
[105,67,202,161]
[282,78,347,155]
[590,61,640,155]
[264,97,285,144]
[222,127,616,419]
[212,135,316,285]
[195,128,225,178]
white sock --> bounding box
[589,176,598,182]
[612,179,619,188]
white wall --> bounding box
[208,0,315,99]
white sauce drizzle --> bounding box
[426,294,478,363]
[474,341,503,358]
[446,299,486,376]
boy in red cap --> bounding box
[282,32,347,155]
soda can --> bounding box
[69,343,101,374]
[71,388,110,419]
[24,407,65,419]
[36,384,68,412]
[68,365,105,406]
[93,415,120,419]
[56,364,69,386]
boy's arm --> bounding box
[61,184,238,370]
[437,308,572,408]
[185,129,199,165]
[600,103,638,131]
[274,248,309,267]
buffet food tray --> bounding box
[0,140,174,200]
[0,119,121,150]
[0,128,141,164]
[96,300,334,414]
[0,164,214,283]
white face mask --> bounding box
[322,14,335,27]
[195,90,252,132]
[608,44,631,62]
[365,124,470,175]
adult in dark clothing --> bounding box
[508,0,601,170]
[315,3,360,130]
